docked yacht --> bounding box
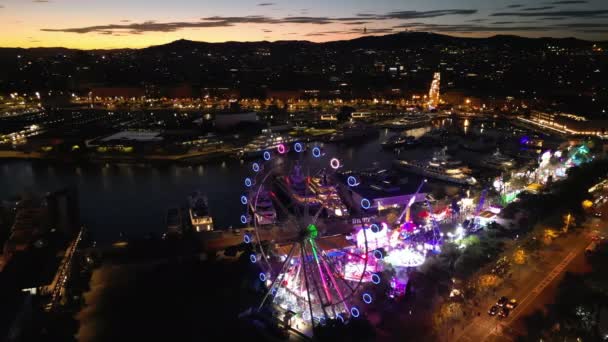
[308,171,349,218]
[393,147,477,185]
[239,133,295,158]
[382,114,431,129]
[326,122,378,143]
[480,149,516,170]
[187,191,214,232]
[381,135,418,149]
[276,164,322,210]
[250,187,277,225]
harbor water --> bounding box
[0,119,532,244]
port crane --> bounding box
[424,197,442,246]
[396,179,427,226]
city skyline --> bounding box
[0,0,607,49]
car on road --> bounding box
[498,307,510,318]
[591,232,605,242]
[488,305,499,316]
[586,241,599,255]
[497,296,508,307]
[505,299,518,310]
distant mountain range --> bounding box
[0,32,601,55]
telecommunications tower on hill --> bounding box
[428,72,440,110]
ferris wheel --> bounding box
[240,142,383,335]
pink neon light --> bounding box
[330,158,340,169]
[311,241,333,303]
[277,144,286,154]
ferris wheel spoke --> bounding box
[316,240,368,302]
[259,242,299,310]
[304,239,333,308]
[312,201,327,223]
[312,240,349,312]
[300,242,318,326]
[320,251,355,293]
[317,238,366,260]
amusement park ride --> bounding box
[239,142,440,338]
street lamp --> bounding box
[564,213,572,233]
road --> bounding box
[45,227,84,312]
[452,219,606,342]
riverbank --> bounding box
[0,146,239,164]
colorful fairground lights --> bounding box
[238,142,441,337]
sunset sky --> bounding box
[0,0,606,49]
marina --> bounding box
[0,117,562,243]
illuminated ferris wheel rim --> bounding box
[241,141,380,327]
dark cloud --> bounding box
[549,1,588,4]
[257,2,275,6]
[522,6,555,11]
[393,20,608,34]
[541,17,567,20]
[262,29,272,33]
[40,15,351,34]
[378,9,477,20]
[491,10,608,17]
[555,22,608,28]
[120,20,131,23]
[507,4,524,8]
[393,22,553,33]
[354,9,477,20]
[577,29,608,33]
[280,16,333,24]
[201,15,280,24]
[492,21,517,24]
[343,21,370,25]
[467,18,488,22]
[42,20,235,34]
[37,9,480,36]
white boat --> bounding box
[393,147,477,185]
[383,114,431,129]
[187,191,214,232]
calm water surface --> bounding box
[0,121,496,244]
